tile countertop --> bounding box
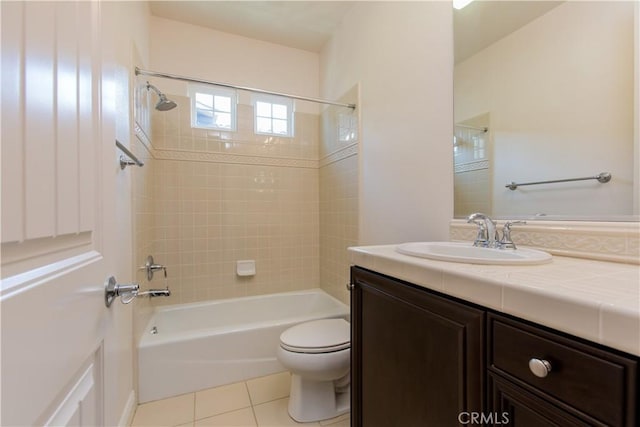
[348,245,640,357]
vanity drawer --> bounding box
[488,314,637,426]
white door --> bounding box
[1,2,124,425]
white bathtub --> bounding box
[138,289,349,403]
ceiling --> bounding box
[149,1,356,53]
[454,1,563,63]
[150,1,563,59]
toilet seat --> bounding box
[280,318,350,354]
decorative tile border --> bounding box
[148,143,359,170]
[152,148,319,169]
[319,142,358,168]
[450,220,640,264]
[134,121,152,149]
[454,159,489,174]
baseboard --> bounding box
[118,390,137,427]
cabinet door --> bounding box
[488,313,637,427]
[488,372,593,427]
[351,267,484,427]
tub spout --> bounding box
[138,288,171,298]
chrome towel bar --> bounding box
[506,172,611,190]
[116,139,144,169]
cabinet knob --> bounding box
[346,283,355,291]
[528,358,552,378]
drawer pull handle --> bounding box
[529,358,552,378]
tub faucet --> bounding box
[138,288,171,298]
[467,213,498,248]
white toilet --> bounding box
[277,318,350,422]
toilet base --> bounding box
[287,373,350,422]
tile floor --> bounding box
[130,371,350,427]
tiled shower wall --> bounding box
[319,156,358,305]
[148,95,321,305]
[133,88,358,309]
[152,160,320,303]
[319,87,359,305]
[131,133,156,390]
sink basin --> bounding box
[396,242,552,265]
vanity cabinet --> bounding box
[350,267,484,427]
[350,267,638,427]
[488,313,637,427]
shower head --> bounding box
[155,94,178,111]
[146,81,177,111]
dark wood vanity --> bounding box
[350,266,638,427]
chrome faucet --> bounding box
[137,288,171,298]
[467,214,527,250]
[467,213,498,248]
[498,220,527,249]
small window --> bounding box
[253,95,294,137]
[337,111,357,142]
[189,85,237,131]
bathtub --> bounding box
[137,288,349,403]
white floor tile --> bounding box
[194,407,257,427]
[253,398,320,426]
[319,413,350,426]
[131,393,194,427]
[131,373,349,427]
[321,420,349,427]
[246,371,291,405]
[195,382,252,420]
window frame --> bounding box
[189,84,238,131]
[252,94,295,138]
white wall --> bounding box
[455,2,635,217]
[102,1,150,425]
[321,2,454,244]
[148,16,319,114]
[635,1,639,215]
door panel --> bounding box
[44,351,102,427]
[1,0,97,247]
[0,0,24,243]
[23,1,56,239]
[1,1,117,425]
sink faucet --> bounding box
[467,213,498,248]
[498,220,527,249]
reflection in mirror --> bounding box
[453,1,638,220]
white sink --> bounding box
[396,242,552,265]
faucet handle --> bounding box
[503,220,527,230]
[500,220,527,249]
[467,219,488,247]
[140,255,167,281]
[471,222,487,247]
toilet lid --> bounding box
[280,318,350,354]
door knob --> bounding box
[104,276,140,307]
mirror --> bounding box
[453,1,638,220]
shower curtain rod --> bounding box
[454,124,488,133]
[135,67,356,110]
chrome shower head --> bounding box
[146,81,177,111]
[155,94,178,111]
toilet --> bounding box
[276,318,350,422]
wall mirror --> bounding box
[453,1,638,221]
